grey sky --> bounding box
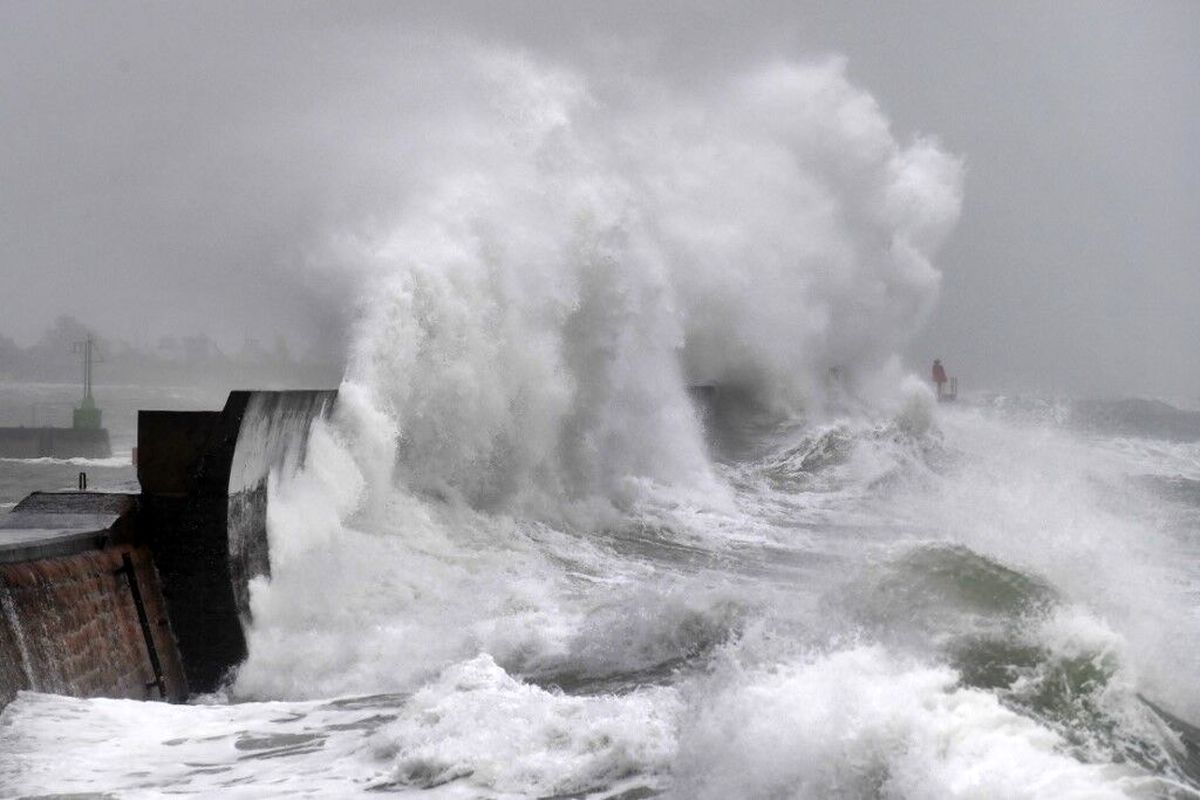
[1,2,1196,396]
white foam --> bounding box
[1094,435,1200,482]
[672,645,1162,800]
[11,647,1177,800]
[2,658,680,799]
[883,405,1200,716]
[0,690,384,797]
[327,48,961,522]
[0,455,132,468]
[373,654,679,795]
[237,46,962,702]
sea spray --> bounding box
[898,406,1200,721]
[234,48,962,700]
[226,41,1197,798]
[4,26,1200,800]
[333,50,962,518]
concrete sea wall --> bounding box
[140,390,337,693]
[0,389,336,708]
[0,427,112,459]
[0,547,186,706]
[0,493,186,707]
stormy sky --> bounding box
[1,2,1197,397]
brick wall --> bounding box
[0,545,186,707]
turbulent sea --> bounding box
[2,387,1200,799]
[3,50,1200,799]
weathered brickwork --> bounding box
[0,545,186,706]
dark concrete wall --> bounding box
[141,390,335,693]
[139,492,246,695]
[0,427,111,459]
[136,411,221,496]
[0,428,40,458]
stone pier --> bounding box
[0,389,336,708]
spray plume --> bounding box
[328,49,962,519]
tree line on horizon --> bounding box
[0,315,341,385]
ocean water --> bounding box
[2,393,1199,799]
[3,52,1200,799]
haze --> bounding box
[1,1,1196,398]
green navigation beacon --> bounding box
[0,335,111,458]
[72,336,103,431]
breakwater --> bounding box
[0,492,185,706]
[0,426,111,459]
[0,389,335,707]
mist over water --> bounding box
[5,44,1200,800]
